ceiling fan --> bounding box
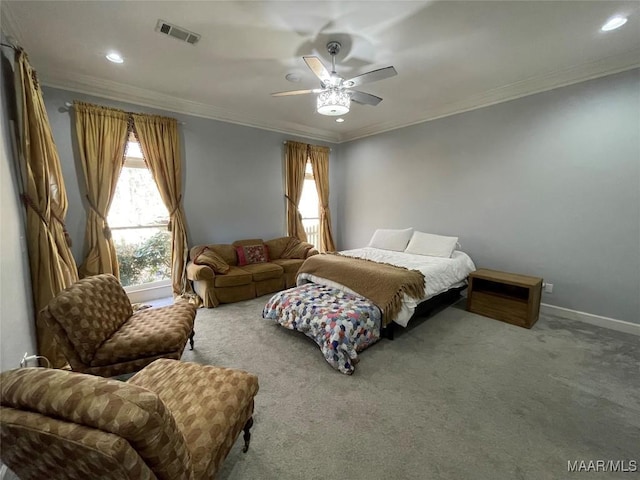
[272,41,397,116]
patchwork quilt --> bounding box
[263,283,382,374]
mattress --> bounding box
[297,247,476,327]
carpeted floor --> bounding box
[178,295,639,480]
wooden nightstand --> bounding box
[466,269,543,328]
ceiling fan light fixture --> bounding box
[105,52,124,64]
[601,15,627,31]
[272,39,396,115]
[317,89,350,116]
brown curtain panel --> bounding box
[74,102,129,278]
[308,145,336,252]
[284,141,308,242]
[131,113,191,297]
[16,50,79,367]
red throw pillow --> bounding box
[236,244,270,266]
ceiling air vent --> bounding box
[155,20,201,45]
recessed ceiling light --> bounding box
[601,16,628,31]
[336,118,345,123]
[106,52,124,64]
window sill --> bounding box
[125,280,172,303]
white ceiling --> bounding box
[3,1,639,143]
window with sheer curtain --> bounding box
[299,161,320,250]
[107,135,171,288]
[285,140,335,252]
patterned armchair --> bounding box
[38,274,196,377]
[0,359,259,480]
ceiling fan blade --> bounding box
[343,66,397,88]
[303,56,331,83]
[349,90,383,106]
[271,89,320,97]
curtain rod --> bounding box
[283,141,332,152]
[63,102,186,125]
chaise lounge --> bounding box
[39,273,197,377]
[0,359,259,480]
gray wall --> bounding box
[42,87,339,262]
[2,67,637,373]
[337,69,640,324]
[0,82,339,371]
[0,41,37,371]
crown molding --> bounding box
[37,46,639,145]
[339,48,640,143]
[39,70,342,144]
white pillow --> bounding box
[404,231,459,258]
[367,228,414,252]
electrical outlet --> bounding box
[544,283,554,294]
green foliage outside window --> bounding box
[116,230,171,286]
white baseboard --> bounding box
[541,303,640,336]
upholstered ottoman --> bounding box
[129,359,259,479]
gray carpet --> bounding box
[178,296,639,480]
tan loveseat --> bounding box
[186,236,318,307]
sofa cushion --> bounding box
[190,244,237,266]
[214,266,253,287]
[194,247,230,274]
[232,238,264,247]
[92,302,196,366]
[280,238,314,259]
[240,263,284,282]
[271,258,305,274]
[235,244,270,266]
[264,236,294,260]
[47,274,133,365]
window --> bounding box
[107,135,171,287]
[299,161,320,250]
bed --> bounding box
[263,229,477,374]
[298,247,476,328]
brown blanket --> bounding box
[297,253,425,326]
